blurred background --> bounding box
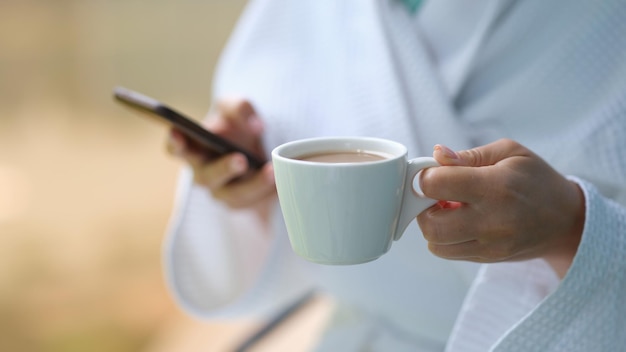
[0,0,273,351]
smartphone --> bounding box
[113,86,265,169]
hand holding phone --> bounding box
[113,86,266,169]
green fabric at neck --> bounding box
[399,0,423,14]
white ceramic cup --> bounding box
[271,137,439,265]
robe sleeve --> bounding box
[163,167,316,320]
[445,177,626,352]
[491,177,626,351]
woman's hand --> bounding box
[166,97,276,211]
[417,139,585,278]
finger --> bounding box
[204,99,265,160]
[417,205,480,245]
[432,144,463,166]
[217,97,256,121]
[166,129,207,166]
[213,163,276,209]
[427,241,483,260]
[166,128,187,157]
[193,153,249,190]
[445,139,529,168]
[437,200,463,209]
[427,241,508,262]
[420,165,494,203]
[210,98,262,135]
[428,240,523,262]
[421,207,530,262]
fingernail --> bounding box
[170,134,185,156]
[248,114,264,134]
[435,144,458,159]
[230,154,247,172]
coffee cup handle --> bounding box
[393,157,440,241]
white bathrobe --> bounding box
[164,0,626,350]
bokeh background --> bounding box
[0,1,261,351]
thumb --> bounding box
[433,139,526,167]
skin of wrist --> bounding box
[544,180,585,278]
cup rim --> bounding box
[271,136,407,165]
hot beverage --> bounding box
[297,150,390,163]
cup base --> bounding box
[297,253,383,266]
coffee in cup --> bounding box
[296,150,392,163]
